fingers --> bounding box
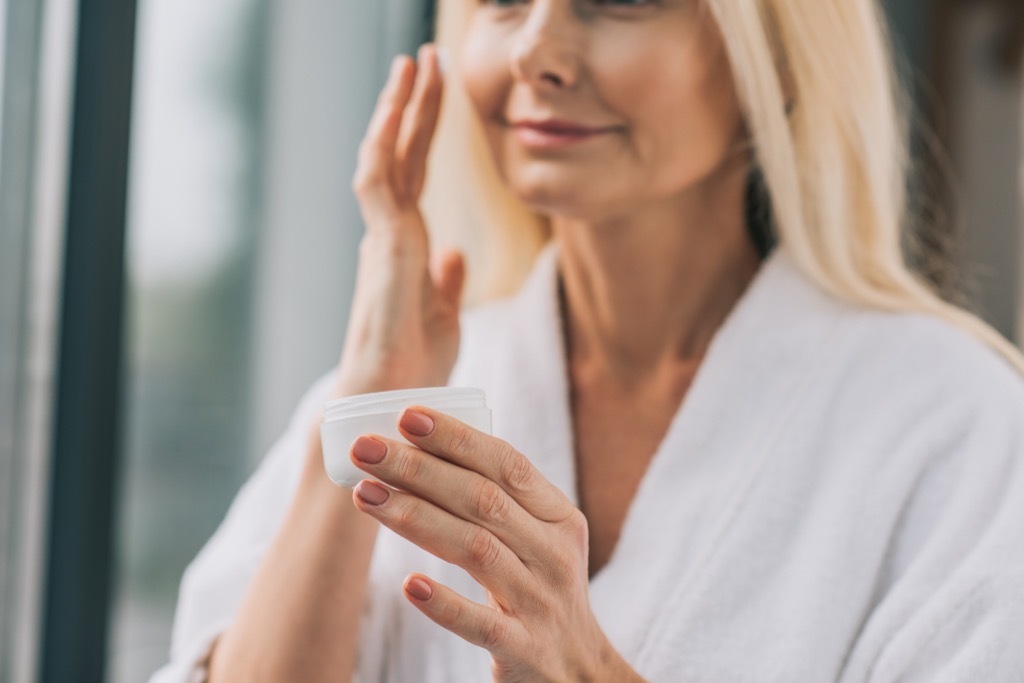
[349,435,547,564]
[396,408,578,525]
[352,479,532,603]
[402,574,523,656]
[353,44,443,220]
[352,55,417,217]
[396,44,445,200]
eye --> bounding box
[479,0,654,6]
[586,0,659,19]
[477,0,659,15]
[586,0,661,20]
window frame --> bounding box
[34,0,139,682]
[0,0,78,681]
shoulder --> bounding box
[832,314,1024,680]
[815,306,1024,557]
[822,303,1024,437]
[798,304,1024,529]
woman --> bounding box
[153,1,1024,681]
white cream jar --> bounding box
[320,387,492,487]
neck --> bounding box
[552,161,762,389]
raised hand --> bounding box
[336,44,465,397]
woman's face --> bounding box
[461,0,745,221]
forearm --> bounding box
[208,434,378,682]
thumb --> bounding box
[431,248,466,310]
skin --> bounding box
[208,1,761,680]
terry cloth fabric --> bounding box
[151,241,1024,682]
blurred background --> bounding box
[0,1,1021,682]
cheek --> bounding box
[594,36,743,189]
[460,26,509,129]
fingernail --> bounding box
[406,577,433,601]
[400,409,434,436]
[356,480,390,506]
[437,46,450,76]
[352,436,387,464]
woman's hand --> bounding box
[337,44,464,397]
[348,407,646,682]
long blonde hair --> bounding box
[422,0,1024,375]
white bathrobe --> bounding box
[152,242,1024,683]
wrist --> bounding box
[331,371,437,399]
[580,633,645,683]
[298,419,376,527]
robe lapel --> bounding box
[588,247,847,667]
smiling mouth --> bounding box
[506,119,620,150]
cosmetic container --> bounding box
[320,387,492,487]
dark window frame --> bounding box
[39,1,138,681]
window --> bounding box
[110,1,432,680]
[108,1,268,679]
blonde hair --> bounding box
[422,0,1024,375]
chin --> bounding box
[506,166,615,221]
[514,186,603,221]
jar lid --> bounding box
[323,386,487,422]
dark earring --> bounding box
[745,165,778,260]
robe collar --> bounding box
[491,239,847,661]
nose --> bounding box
[510,3,582,91]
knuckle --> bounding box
[499,446,535,492]
[565,509,589,542]
[442,594,465,625]
[481,616,508,650]
[355,137,376,164]
[351,166,383,197]
[447,422,472,456]
[470,481,509,525]
[394,447,425,482]
[391,499,417,528]
[567,508,588,532]
[465,527,502,572]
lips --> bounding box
[508,118,619,150]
